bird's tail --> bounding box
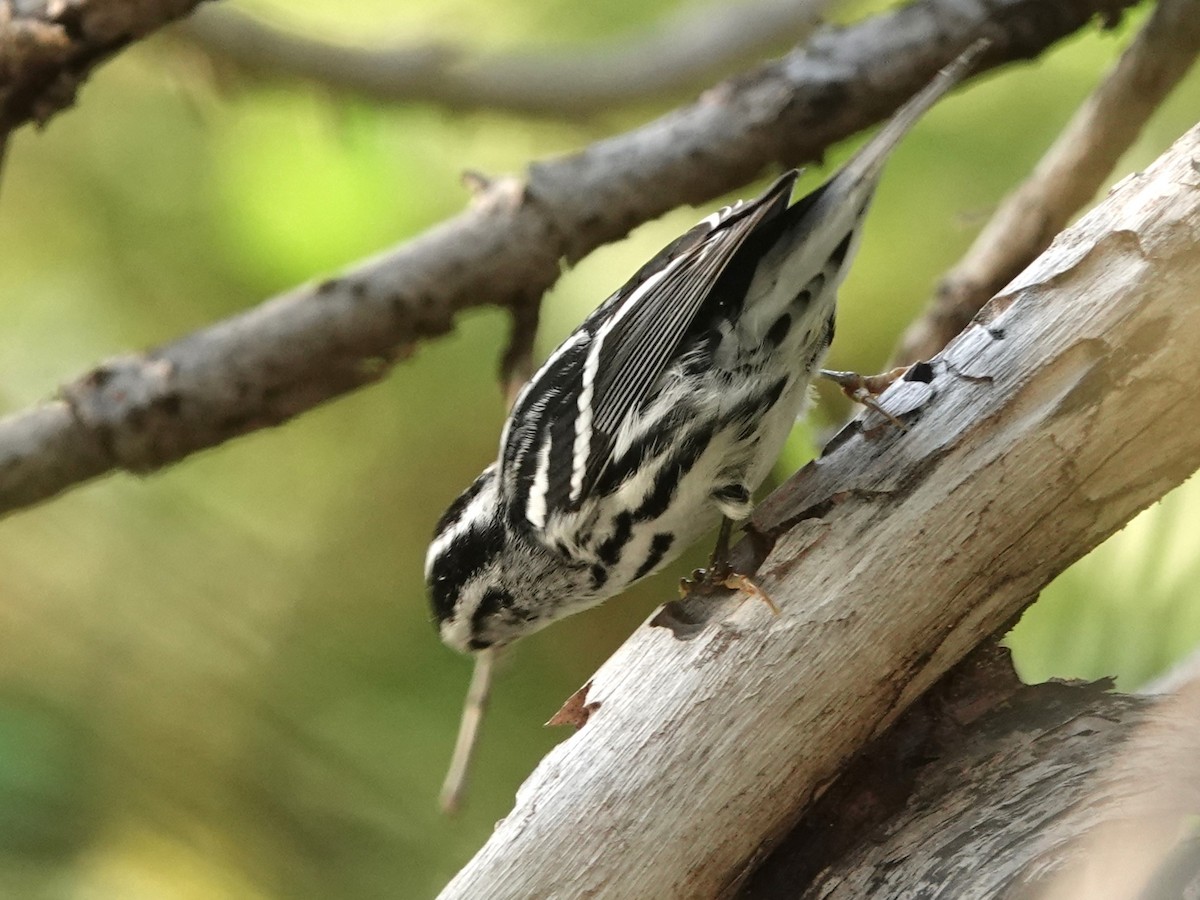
[834,39,991,195]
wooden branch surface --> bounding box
[0,0,1136,517]
[739,651,1152,898]
[177,0,829,118]
[438,121,1200,898]
[0,0,210,135]
[741,663,1200,899]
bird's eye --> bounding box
[476,587,514,620]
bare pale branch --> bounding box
[440,119,1200,899]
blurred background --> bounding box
[1,0,1198,896]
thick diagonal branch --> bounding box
[439,120,1200,900]
[0,0,1135,517]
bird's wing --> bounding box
[499,171,798,530]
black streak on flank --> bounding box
[634,422,716,522]
[634,533,676,581]
[765,313,792,348]
[732,376,788,440]
[598,512,634,566]
[594,422,674,498]
[822,312,836,349]
[590,564,609,590]
[762,375,787,410]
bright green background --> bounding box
[1,1,1198,897]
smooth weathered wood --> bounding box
[439,124,1200,899]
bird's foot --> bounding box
[679,564,779,615]
[820,367,912,430]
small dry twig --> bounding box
[439,647,497,815]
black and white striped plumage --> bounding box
[426,51,977,653]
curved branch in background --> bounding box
[0,0,210,136]
[175,0,831,119]
[892,0,1200,366]
[0,0,1136,517]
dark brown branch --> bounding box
[892,0,1200,366]
[175,0,830,118]
[0,0,211,136]
[736,642,1144,898]
[742,643,1200,899]
[0,0,1136,518]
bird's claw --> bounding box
[820,367,911,431]
[679,565,778,615]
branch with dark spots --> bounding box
[0,0,212,135]
[0,0,1138,517]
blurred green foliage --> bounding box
[0,0,1198,896]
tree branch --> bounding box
[439,120,1200,898]
[175,0,830,118]
[741,646,1200,898]
[892,0,1200,365]
[0,0,1136,518]
[0,0,211,136]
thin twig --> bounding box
[440,647,497,815]
[892,0,1200,366]
[175,0,833,119]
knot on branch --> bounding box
[61,355,183,473]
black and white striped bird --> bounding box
[426,49,980,653]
